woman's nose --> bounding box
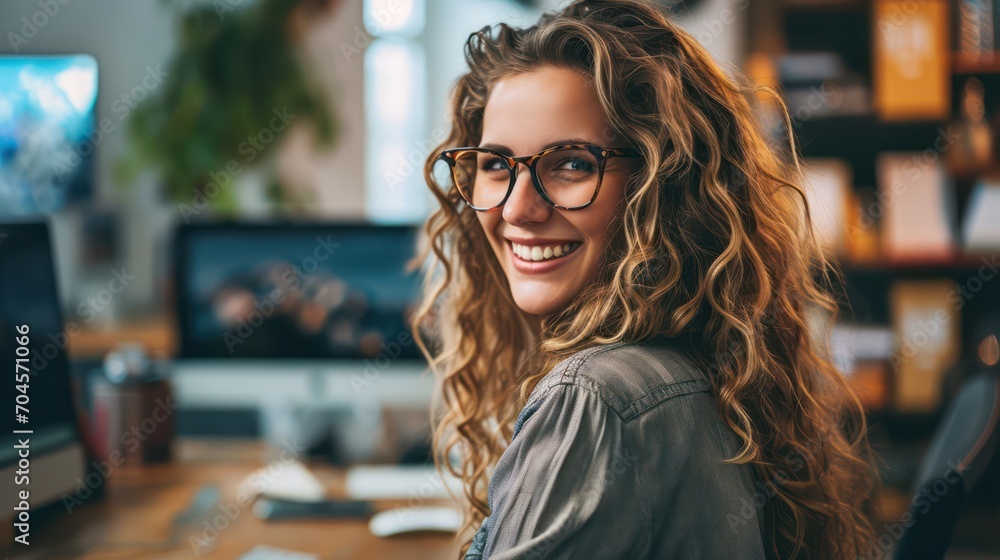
[501,166,552,226]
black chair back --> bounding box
[894,374,1000,560]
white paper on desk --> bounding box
[239,459,326,503]
[346,465,462,501]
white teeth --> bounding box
[511,242,579,262]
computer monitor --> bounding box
[0,219,88,526]
[174,221,424,361]
[0,55,98,215]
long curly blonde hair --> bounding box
[411,1,879,557]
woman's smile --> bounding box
[507,238,583,274]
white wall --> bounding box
[279,0,367,219]
[421,0,544,144]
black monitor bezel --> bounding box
[0,217,89,470]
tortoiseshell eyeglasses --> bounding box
[434,144,641,211]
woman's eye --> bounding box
[556,159,595,172]
[478,158,504,171]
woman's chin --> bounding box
[510,287,571,318]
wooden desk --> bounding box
[67,318,176,359]
[4,440,460,559]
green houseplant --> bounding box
[119,0,339,213]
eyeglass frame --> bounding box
[435,143,642,211]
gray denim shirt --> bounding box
[464,340,770,559]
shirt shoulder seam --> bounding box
[553,342,713,423]
[618,378,712,422]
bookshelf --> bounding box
[746,0,1000,466]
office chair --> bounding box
[893,373,1000,560]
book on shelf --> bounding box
[889,281,961,412]
[851,360,892,410]
[844,189,883,264]
[877,153,957,262]
[873,0,950,121]
[831,324,894,410]
[958,0,995,56]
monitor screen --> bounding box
[0,221,79,465]
[0,54,97,215]
[176,223,425,361]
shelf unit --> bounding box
[746,0,1000,438]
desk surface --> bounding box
[5,440,460,559]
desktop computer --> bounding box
[170,222,435,451]
[0,219,89,537]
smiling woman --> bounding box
[435,68,641,317]
[477,69,638,317]
[413,1,880,559]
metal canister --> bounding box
[89,344,174,468]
